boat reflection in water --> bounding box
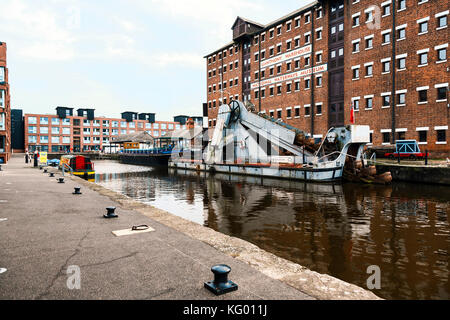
[95,164,449,300]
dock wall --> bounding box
[376,164,450,185]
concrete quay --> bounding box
[0,155,380,300]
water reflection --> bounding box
[95,162,450,300]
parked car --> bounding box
[384,140,429,160]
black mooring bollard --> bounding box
[73,187,82,195]
[204,264,238,295]
[57,177,65,183]
[0,165,2,171]
[425,150,428,166]
[104,206,118,219]
[49,172,55,177]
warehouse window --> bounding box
[418,89,428,103]
[286,108,292,118]
[436,86,448,101]
[305,13,311,24]
[437,13,448,29]
[437,130,446,143]
[365,97,373,109]
[352,98,360,111]
[398,0,406,11]
[382,95,390,107]
[365,36,373,49]
[382,60,391,73]
[352,66,360,79]
[397,92,406,105]
[304,105,311,116]
[365,64,373,77]
[304,33,311,44]
[316,52,322,63]
[316,29,322,40]
[316,75,322,87]
[382,31,390,44]
[418,20,428,34]
[418,130,427,143]
[418,51,428,66]
[352,13,360,27]
[397,56,406,70]
[397,26,406,40]
[286,83,292,93]
[437,47,447,62]
[316,103,322,115]
[382,132,390,144]
[382,3,390,16]
[366,10,374,23]
[352,40,360,53]
[286,40,292,51]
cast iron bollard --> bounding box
[204,264,238,295]
[43,169,48,173]
[425,150,428,166]
[0,165,2,171]
[57,177,65,183]
[49,172,55,177]
[73,187,82,195]
[104,206,118,219]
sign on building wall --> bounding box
[123,142,140,149]
[251,63,328,90]
[261,44,312,69]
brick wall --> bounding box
[0,42,11,163]
[205,0,449,155]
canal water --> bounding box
[94,160,450,300]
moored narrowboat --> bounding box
[60,155,95,180]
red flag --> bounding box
[350,105,355,124]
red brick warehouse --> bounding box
[0,41,11,164]
[204,0,449,156]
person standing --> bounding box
[25,150,29,163]
[33,150,38,167]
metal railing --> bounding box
[61,163,74,176]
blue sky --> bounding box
[0,0,311,121]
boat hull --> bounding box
[169,161,344,182]
[119,154,171,167]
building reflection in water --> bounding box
[95,164,449,300]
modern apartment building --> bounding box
[204,0,449,156]
[24,107,181,153]
[0,42,11,163]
